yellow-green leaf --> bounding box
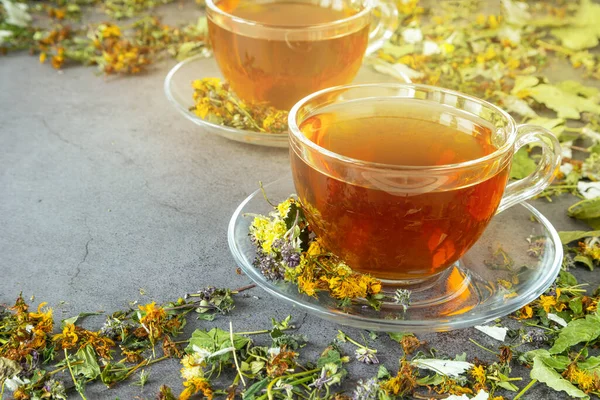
[510,148,537,179]
[549,314,600,354]
[558,230,600,244]
[531,356,589,399]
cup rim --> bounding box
[288,82,518,172]
[205,0,373,31]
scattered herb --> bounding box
[190,78,288,134]
[248,196,386,309]
[0,0,208,74]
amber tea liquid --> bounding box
[291,100,511,281]
[208,0,369,109]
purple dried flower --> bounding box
[523,328,548,344]
[253,252,285,280]
[356,347,379,364]
[352,377,380,400]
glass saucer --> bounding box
[227,177,563,332]
[164,55,410,148]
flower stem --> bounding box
[468,338,497,355]
[285,375,314,387]
[266,369,319,400]
[232,283,257,294]
[514,378,537,400]
[64,348,87,400]
[337,330,375,351]
[230,320,246,387]
[112,355,169,386]
[236,326,293,336]
[48,361,83,376]
[536,40,575,55]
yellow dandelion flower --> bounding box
[538,295,556,313]
[307,239,325,257]
[180,365,204,381]
[298,274,318,296]
[53,323,78,349]
[101,24,121,38]
[180,377,213,400]
[476,15,486,25]
[360,275,382,295]
[138,302,167,343]
[326,275,367,299]
[488,15,499,29]
[484,47,497,60]
[194,98,212,119]
[441,43,455,55]
[507,58,520,70]
[332,262,352,277]
[518,305,533,319]
[470,365,486,386]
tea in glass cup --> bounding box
[288,84,561,283]
[206,0,398,110]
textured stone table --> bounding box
[0,7,597,399]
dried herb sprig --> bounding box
[0,0,209,74]
[190,78,289,134]
[248,196,386,309]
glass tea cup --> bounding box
[288,83,562,284]
[206,0,398,110]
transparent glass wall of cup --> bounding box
[288,83,562,284]
[205,0,398,110]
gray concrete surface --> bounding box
[1,15,598,400]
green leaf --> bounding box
[381,42,415,58]
[196,313,215,321]
[529,84,600,120]
[186,328,251,354]
[497,380,519,391]
[551,0,600,50]
[558,230,600,244]
[574,255,595,270]
[569,298,584,316]
[271,315,292,330]
[511,76,539,96]
[556,81,599,98]
[72,345,101,380]
[243,378,269,399]
[568,198,600,220]
[317,348,342,369]
[101,362,129,386]
[552,26,599,51]
[377,365,391,379]
[531,356,588,398]
[585,217,600,230]
[550,314,600,354]
[250,361,265,375]
[387,332,413,343]
[61,312,103,328]
[578,356,600,370]
[510,148,537,179]
[523,349,570,370]
[416,374,444,385]
[557,270,578,286]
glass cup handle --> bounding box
[497,124,562,214]
[365,0,399,56]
